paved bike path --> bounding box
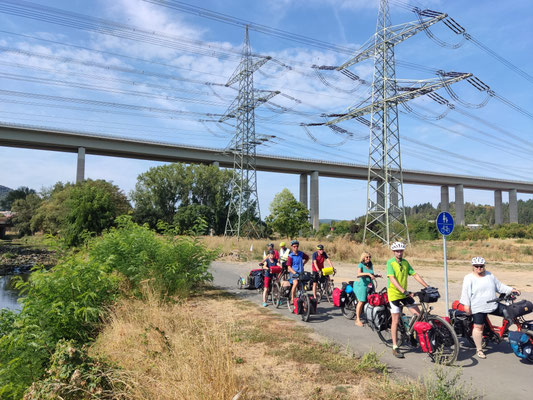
[211,261,532,400]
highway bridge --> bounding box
[1,123,532,228]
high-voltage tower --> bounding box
[325,0,471,245]
[221,26,279,238]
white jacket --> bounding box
[460,271,511,314]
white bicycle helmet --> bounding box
[471,256,486,266]
[390,241,406,251]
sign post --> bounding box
[436,212,454,311]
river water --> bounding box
[0,275,25,311]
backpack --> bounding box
[413,321,435,353]
[508,331,533,361]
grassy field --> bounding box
[203,236,533,267]
[91,289,478,400]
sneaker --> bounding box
[392,347,405,359]
[262,302,268,307]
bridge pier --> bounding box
[76,147,85,183]
[299,173,308,208]
[310,171,319,231]
[212,161,220,168]
[440,185,449,212]
[455,184,465,225]
[509,189,518,223]
[494,190,503,225]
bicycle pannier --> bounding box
[508,331,533,362]
[250,269,264,289]
[414,321,435,353]
[308,295,318,314]
[504,300,533,321]
[333,288,342,307]
[364,303,388,331]
[294,298,303,314]
[449,309,472,337]
[419,287,440,303]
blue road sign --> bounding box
[437,212,454,236]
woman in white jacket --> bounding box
[460,256,520,359]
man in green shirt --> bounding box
[387,241,429,358]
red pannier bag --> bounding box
[294,298,303,314]
[452,300,465,312]
[368,292,388,306]
[332,288,342,307]
[413,321,434,353]
[269,265,282,275]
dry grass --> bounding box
[202,236,533,267]
[92,288,437,400]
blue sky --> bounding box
[0,0,532,220]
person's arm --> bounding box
[302,252,310,266]
[388,275,408,295]
[326,256,334,269]
[356,266,366,279]
[459,275,472,315]
[492,273,517,295]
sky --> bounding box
[0,0,532,220]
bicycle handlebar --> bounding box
[486,292,519,304]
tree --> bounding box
[131,163,239,234]
[265,189,310,238]
[30,180,131,246]
[11,193,42,236]
[0,186,36,210]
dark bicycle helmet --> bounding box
[290,240,299,246]
[267,243,274,248]
[316,244,324,250]
[267,249,275,255]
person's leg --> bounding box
[472,324,484,354]
[390,300,404,358]
[290,280,298,303]
[355,301,364,326]
[312,282,317,298]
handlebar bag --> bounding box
[504,300,533,320]
[419,287,440,303]
[414,321,435,353]
[508,331,533,361]
[368,293,388,306]
[322,266,334,276]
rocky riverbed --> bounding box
[0,245,56,275]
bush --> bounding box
[89,216,216,298]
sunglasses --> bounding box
[292,245,299,247]
[473,265,485,269]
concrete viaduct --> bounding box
[1,124,532,229]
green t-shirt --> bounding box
[386,257,415,301]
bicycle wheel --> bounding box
[272,282,282,308]
[376,310,409,348]
[341,297,356,320]
[288,292,294,313]
[428,315,459,365]
[237,277,243,289]
[324,279,333,303]
[301,293,311,322]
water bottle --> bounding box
[401,314,410,331]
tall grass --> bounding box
[204,236,533,265]
[92,290,241,400]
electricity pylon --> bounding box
[221,26,279,238]
[326,0,471,245]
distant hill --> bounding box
[0,185,12,199]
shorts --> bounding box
[313,271,325,283]
[389,297,415,314]
[263,269,272,288]
[472,303,505,325]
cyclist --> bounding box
[286,240,309,303]
[459,256,520,359]
[260,243,279,264]
[279,241,290,268]
[311,244,334,300]
[353,251,381,327]
[260,250,279,307]
[387,241,429,359]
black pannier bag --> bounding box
[449,309,472,337]
[419,287,440,303]
[504,300,533,321]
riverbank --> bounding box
[0,243,56,275]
